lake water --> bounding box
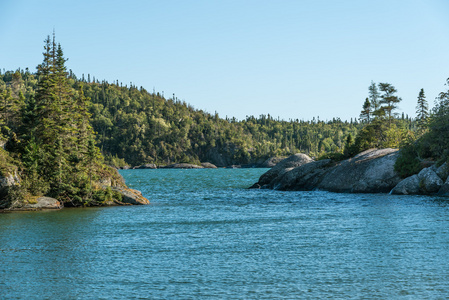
[2,168,449,299]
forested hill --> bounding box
[1,69,365,166]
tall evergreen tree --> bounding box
[359,98,372,123]
[415,88,428,132]
[378,82,401,127]
[368,81,381,116]
[22,34,104,203]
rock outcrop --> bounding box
[162,163,204,169]
[2,196,63,211]
[201,162,218,169]
[436,163,449,182]
[317,149,400,193]
[260,156,287,168]
[417,167,443,194]
[251,153,314,189]
[134,164,157,169]
[272,159,332,191]
[0,172,20,189]
[21,197,63,210]
[390,175,421,195]
[109,186,150,205]
[391,165,445,195]
[0,171,20,208]
[437,176,449,196]
[1,166,149,210]
[250,149,402,194]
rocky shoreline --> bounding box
[119,156,288,170]
[6,148,447,212]
[0,169,149,212]
[249,148,449,197]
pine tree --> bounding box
[378,82,401,127]
[416,88,428,132]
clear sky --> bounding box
[1,0,448,121]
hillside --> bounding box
[1,68,363,167]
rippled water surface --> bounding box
[2,168,449,299]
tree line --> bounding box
[2,67,363,167]
[1,34,448,186]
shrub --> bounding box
[394,143,422,178]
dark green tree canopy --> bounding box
[415,88,428,132]
[0,34,120,207]
[359,97,372,124]
[378,82,402,126]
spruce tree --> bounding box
[416,88,428,132]
[35,35,59,146]
[368,81,380,116]
[359,98,372,123]
[23,34,105,204]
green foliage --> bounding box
[0,147,17,177]
[394,143,423,178]
[1,66,363,169]
[359,98,371,124]
[421,78,449,162]
[0,34,114,207]
[350,117,413,155]
[393,79,449,178]
[0,185,26,209]
[368,81,380,113]
[91,187,122,205]
[377,82,402,123]
[415,88,428,133]
[76,81,361,166]
[317,151,346,162]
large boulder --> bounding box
[260,156,287,168]
[0,172,20,189]
[20,197,63,210]
[436,162,449,182]
[253,154,314,188]
[437,176,449,196]
[417,167,443,194]
[0,171,20,208]
[390,175,421,195]
[110,186,150,205]
[317,148,400,193]
[272,159,332,191]
[391,167,445,195]
[201,162,217,169]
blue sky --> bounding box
[1,0,448,121]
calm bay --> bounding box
[1,168,449,299]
